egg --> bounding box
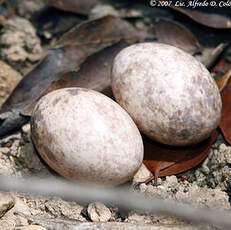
[111,43,222,146]
[30,88,143,185]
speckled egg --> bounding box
[31,88,143,185]
[111,43,222,146]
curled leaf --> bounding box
[213,59,229,74]
[216,69,231,92]
[2,15,143,112]
[219,70,231,145]
[155,17,201,54]
[44,0,99,15]
[44,0,131,15]
[143,130,217,183]
[171,7,231,29]
[22,41,129,115]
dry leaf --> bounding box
[44,0,130,15]
[171,7,231,29]
[155,17,201,54]
[44,0,99,15]
[216,69,231,92]
[213,59,229,73]
[219,70,231,144]
[143,130,217,183]
[2,15,143,112]
[22,41,129,115]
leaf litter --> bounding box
[0,15,149,137]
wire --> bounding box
[0,175,230,229]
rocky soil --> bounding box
[1,122,230,229]
[0,1,230,229]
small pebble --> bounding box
[21,123,31,142]
[0,192,15,218]
[219,143,227,151]
[0,61,22,107]
[89,4,118,20]
[0,147,10,155]
[87,202,111,222]
[21,124,30,135]
[0,17,43,74]
[139,183,148,193]
[165,176,178,186]
[132,163,152,184]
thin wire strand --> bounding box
[0,175,230,229]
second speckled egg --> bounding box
[111,43,222,146]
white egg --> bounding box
[111,43,221,146]
[31,88,143,185]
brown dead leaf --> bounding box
[44,0,130,15]
[154,17,201,54]
[213,59,229,73]
[56,15,144,49]
[143,130,217,183]
[44,0,98,15]
[219,70,231,145]
[22,41,129,115]
[216,69,231,92]
[2,15,144,112]
[171,7,231,29]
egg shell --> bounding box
[31,88,143,185]
[111,43,222,146]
